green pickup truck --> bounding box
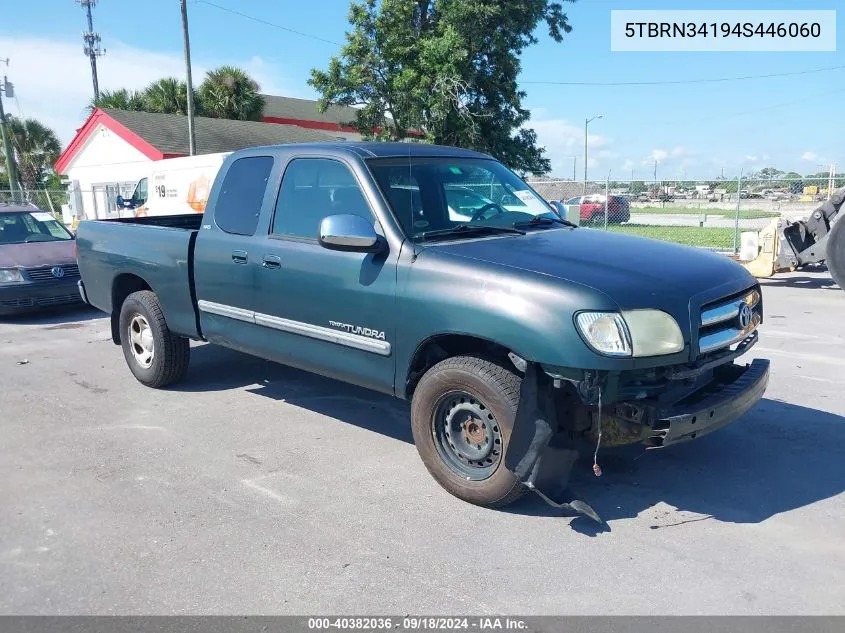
[76,142,769,511]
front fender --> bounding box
[395,250,635,383]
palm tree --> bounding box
[199,66,265,120]
[91,88,146,112]
[142,77,199,115]
[5,118,62,191]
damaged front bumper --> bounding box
[647,358,769,448]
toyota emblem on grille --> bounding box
[738,303,753,329]
[51,267,65,278]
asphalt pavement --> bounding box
[1,269,843,615]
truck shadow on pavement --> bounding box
[177,345,844,535]
[176,343,414,443]
[513,397,845,536]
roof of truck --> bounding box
[238,141,494,160]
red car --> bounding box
[560,195,631,224]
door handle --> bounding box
[232,250,248,264]
[262,255,282,269]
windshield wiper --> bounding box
[418,224,526,241]
[516,216,578,229]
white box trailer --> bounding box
[118,153,231,217]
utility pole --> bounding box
[0,59,20,202]
[79,1,105,102]
[583,114,602,194]
[180,0,197,155]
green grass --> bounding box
[632,206,778,220]
[606,224,735,249]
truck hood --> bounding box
[427,227,756,311]
[0,240,77,269]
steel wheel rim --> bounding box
[432,390,503,481]
[128,314,155,368]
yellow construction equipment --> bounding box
[732,187,844,289]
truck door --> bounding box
[193,154,279,356]
[250,157,398,395]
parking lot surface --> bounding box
[1,270,843,615]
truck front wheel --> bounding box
[411,356,525,507]
[118,290,190,388]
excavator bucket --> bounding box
[733,217,790,279]
[731,187,844,288]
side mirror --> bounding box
[319,214,385,253]
[116,195,125,207]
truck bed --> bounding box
[75,214,202,340]
[97,213,205,230]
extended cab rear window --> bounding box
[214,156,274,236]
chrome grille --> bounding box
[25,264,80,281]
[698,288,762,355]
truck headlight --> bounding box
[575,310,684,358]
[575,312,632,356]
[622,309,685,357]
[0,268,24,283]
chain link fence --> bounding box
[527,176,839,253]
[2,172,839,253]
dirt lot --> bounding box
[1,269,843,615]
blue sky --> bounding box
[1,0,842,179]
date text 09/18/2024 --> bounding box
[308,617,528,630]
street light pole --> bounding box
[583,114,603,194]
[180,0,197,155]
[0,60,20,202]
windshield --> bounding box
[0,211,73,245]
[367,157,561,242]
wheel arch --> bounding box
[404,332,527,400]
[110,273,153,344]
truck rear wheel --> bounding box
[119,290,190,388]
[411,356,525,507]
[826,215,845,290]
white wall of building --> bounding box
[62,124,154,220]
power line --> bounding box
[522,64,845,86]
[657,86,845,127]
[194,0,341,46]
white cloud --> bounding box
[801,151,818,161]
[745,155,758,162]
[0,36,296,145]
[530,117,616,177]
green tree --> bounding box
[143,77,197,115]
[309,0,576,175]
[758,167,784,181]
[3,117,62,190]
[199,66,265,120]
[91,88,147,112]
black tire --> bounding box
[411,356,525,507]
[826,215,845,291]
[118,290,190,388]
